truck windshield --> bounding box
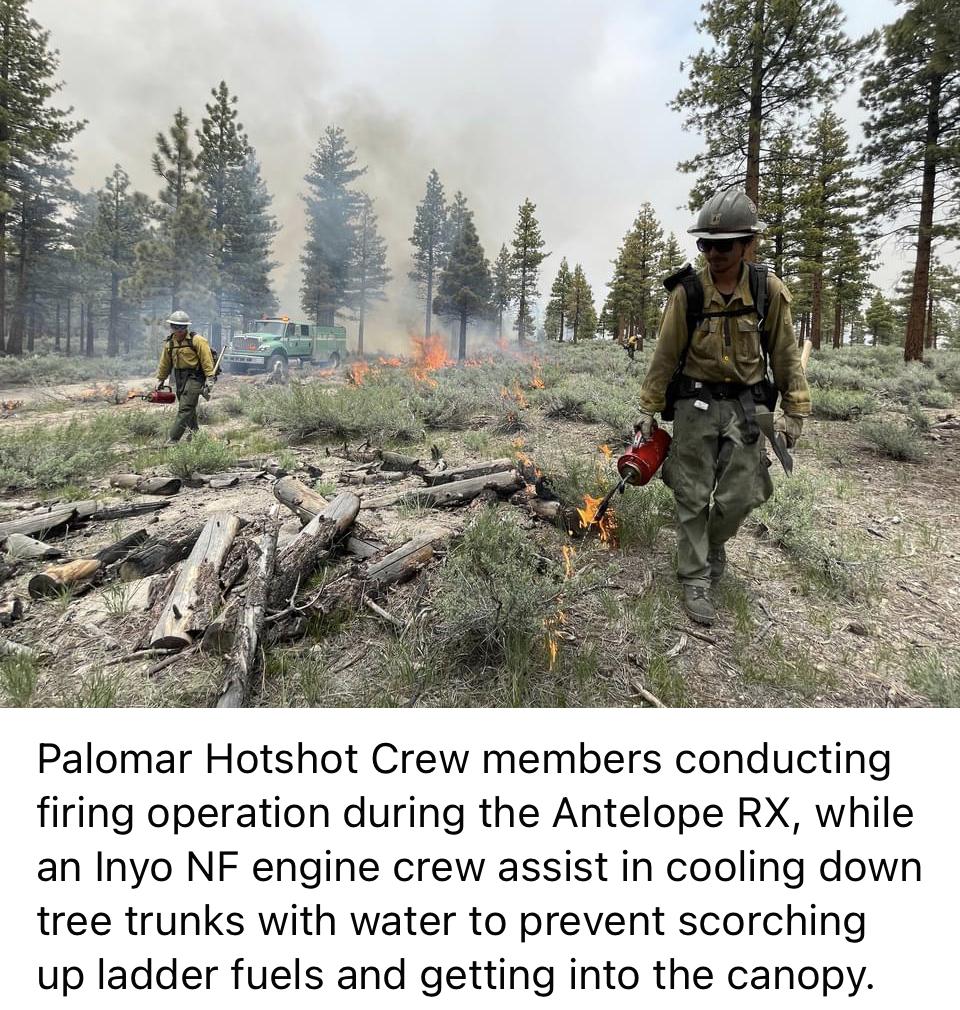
[252,321,285,336]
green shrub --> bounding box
[0,654,38,706]
[0,353,156,388]
[756,473,879,599]
[166,432,237,476]
[858,419,924,462]
[424,510,559,687]
[905,650,960,707]
[543,388,598,422]
[246,379,421,443]
[812,389,878,420]
[124,410,165,439]
[0,415,129,490]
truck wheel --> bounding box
[267,352,288,380]
[329,352,341,369]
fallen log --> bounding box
[4,533,66,561]
[422,458,514,486]
[216,507,281,708]
[378,450,424,473]
[0,502,79,542]
[274,475,328,525]
[268,492,361,609]
[93,528,151,566]
[397,469,522,509]
[118,525,205,582]
[109,474,182,496]
[364,532,444,588]
[148,513,243,650]
[339,469,407,485]
[28,559,103,599]
[512,489,585,535]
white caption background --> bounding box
[1,708,956,1007]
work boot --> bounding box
[708,545,726,587]
[682,585,716,626]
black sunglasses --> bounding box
[696,237,737,253]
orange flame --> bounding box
[411,333,452,380]
[562,544,575,579]
[598,444,613,459]
[348,360,370,385]
[530,361,545,389]
[576,494,618,543]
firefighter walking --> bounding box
[156,310,217,443]
[635,188,810,626]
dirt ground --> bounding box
[0,367,957,709]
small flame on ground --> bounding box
[598,444,613,459]
[411,333,452,381]
[348,360,370,385]
[576,494,617,543]
[562,545,575,579]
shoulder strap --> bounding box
[749,262,770,352]
[662,263,703,369]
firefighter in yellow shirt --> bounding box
[156,310,217,443]
[635,188,810,626]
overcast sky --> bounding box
[34,0,910,347]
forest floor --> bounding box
[0,342,957,709]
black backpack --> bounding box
[660,262,777,420]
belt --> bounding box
[679,376,762,443]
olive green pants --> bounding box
[169,376,203,442]
[661,396,773,588]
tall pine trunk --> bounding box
[457,311,467,361]
[357,280,366,356]
[55,301,61,352]
[905,71,942,363]
[66,298,72,355]
[424,245,433,338]
[925,291,934,349]
[108,271,120,356]
[85,300,94,357]
[833,285,842,349]
[744,0,765,264]
[810,272,822,350]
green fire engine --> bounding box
[222,317,347,374]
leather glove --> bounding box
[156,381,165,391]
[775,413,803,448]
[201,382,212,401]
[633,410,657,441]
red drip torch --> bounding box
[142,384,176,404]
[592,426,672,526]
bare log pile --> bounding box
[149,513,243,650]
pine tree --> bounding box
[91,165,150,356]
[657,232,685,279]
[861,0,960,362]
[672,0,860,211]
[564,264,597,344]
[864,290,897,346]
[607,203,664,350]
[409,169,447,338]
[348,194,391,355]
[0,0,83,353]
[134,108,215,319]
[509,198,548,343]
[795,108,863,350]
[545,257,572,341]
[825,228,871,348]
[226,152,278,329]
[196,81,251,346]
[301,125,366,325]
[491,243,511,340]
[761,127,805,278]
[433,214,491,361]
